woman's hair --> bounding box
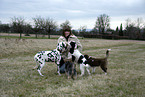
[62,28,72,37]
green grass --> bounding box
[0,38,145,97]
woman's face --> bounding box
[64,31,70,37]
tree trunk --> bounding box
[20,32,22,39]
[47,28,51,39]
[48,31,50,39]
[35,32,38,38]
[48,34,50,39]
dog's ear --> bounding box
[70,41,76,48]
[84,55,89,60]
[70,41,76,54]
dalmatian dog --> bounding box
[34,42,67,76]
[69,41,91,76]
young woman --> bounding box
[58,28,82,52]
[58,28,82,74]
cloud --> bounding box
[0,0,145,29]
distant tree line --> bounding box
[0,14,145,40]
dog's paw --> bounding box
[37,70,44,76]
[32,66,38,70]
[108,49,111,51]
[79,74,84,77]
[68,76,71,79]
[40,74,44,76]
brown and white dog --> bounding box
[84,49,111,75]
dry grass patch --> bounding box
[0,38,57,58]
[0,38,145,96]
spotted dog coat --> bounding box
[34,42,66,76]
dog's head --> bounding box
[57,42,67,53]
[84,54,89,60]
[84,54,92,60]
[78,55,90,67]
[69,41,77,54]
[82,57,90,68]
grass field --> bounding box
[0,37,145,97]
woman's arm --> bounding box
[58,36,65,43]
[76,38,82,52]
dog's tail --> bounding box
[106,49,111,58]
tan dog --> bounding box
[65,61,77,79]
[84,49,111,75]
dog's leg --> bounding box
[34,56,39,69]
[71,68,77,80]
[37,70,44,76]
[104,68,107,75]
[73,71,77,80]
[101,66,107,75]
[92,67,96,73]
[80,64,85,76]
[92,68,94,73]
[57,66,61,76]
[86,67,91,75]
[37,62,45,76]
[33,62,39,69]
[67,72,70,79]
[71,62,75,79]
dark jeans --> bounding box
[59,63,66,73]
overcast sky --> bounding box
[0,0,145,30]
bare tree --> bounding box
[125,18,145,39]
[94,14,110,34]
[136,18,143,39]
[33,16,57,38]
[0,23,10,33]
[60,20,72,30]
[33,16,44,38]
[11,17,25,38]
[79,26,87,36]
[44,18,57,38]
[23,23,32,36]
[125,18,132,29]
[136,18,143,29]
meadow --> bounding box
[0,37,145,97]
